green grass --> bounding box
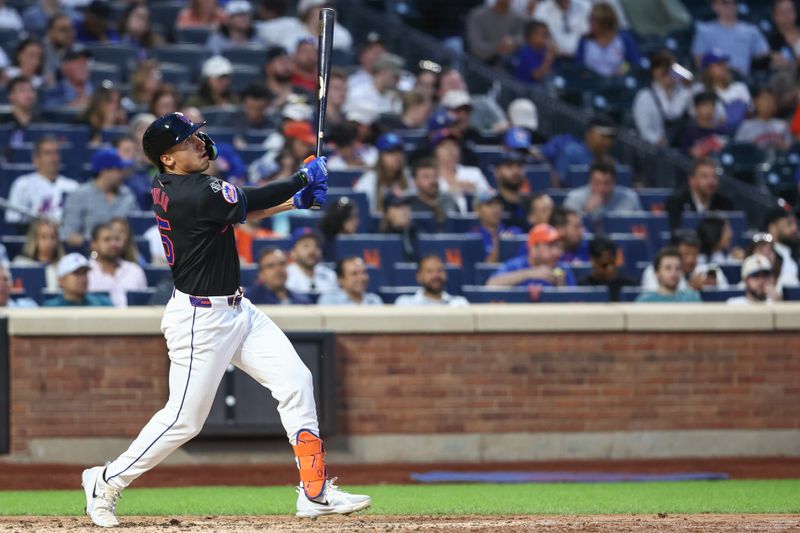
[0,481,798,516]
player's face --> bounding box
[417,257,446,295]
[162,134,210,175]
[258,250,288,291]
[340,258,368,296]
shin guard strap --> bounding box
[292,429,326,500]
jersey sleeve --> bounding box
[198,178,247,226]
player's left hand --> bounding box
[300,156,329,188]
[293,182,328,209]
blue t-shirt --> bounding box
[691,21,769,76]
[489,255,577,288]
[43,293,113,307]
[472,224,523,257]
[561,240,591,264]
[515,45,547,83]
[541,134,592,184]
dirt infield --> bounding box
[1,515,799,532]
[1,457,799,490]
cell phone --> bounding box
[706,264,719,280]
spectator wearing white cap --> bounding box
[256,0,352,54]
[727,254,774,305]
[344,52,404,117]
[43,253,113,307]
[206,0,260,55]
[441,90,483,146]
[187,56,238,109]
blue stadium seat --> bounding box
[564,164,633,188]
[783,287,800,301]
[23,124,91,150]
[498,235,526,261]
[546,188,568,206]
[396,129,426,145]
[128,212,154,236]
[1,236,25,259]
[9,265,46,303]
[611,234,650,277]
[240,266,257,288]
[201,127,235,146]
[135,237,152,264]
[335,234,405,271]
[525,164,552,192]
[174,27,212,45]
[201,106,240,128]
[251,237,293,259]
[537,286,609,303]
[638,188,671,213]
[570,264,592,281]
[700,288,745,302]
[620,286,642,302]
[718,262,742,285]
[418,234,482,282]
[152,45,210,81]
[411,213,438,234]
[461,285,532,303]
[378,285,417,304]
[366,263,384,294]
[327,189,370,231]
[85,45,138,82]
[391,261,462,295]
[100,126,131,144]
[474,262,502,284]
[222,47,268,68]
[230,66,261,92]
[445,213,478,233]
[90,63,122,86]
[236,146,265,165]
[144,266,171,287]
[159,63,192,88]
[328,169,363,188]
[242,129,275,144]
[603,213,669,252]
[126,288,157,306]
[0,163,35,199]
[473,146,504,174]
[288,212,324,232]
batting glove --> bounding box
[293,182,328,209]
[299,156,329,188]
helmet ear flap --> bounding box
[196,131,218,161]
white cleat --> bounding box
[295,477,371,518]
[81,466,121,528]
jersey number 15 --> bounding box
[156,215,175,266]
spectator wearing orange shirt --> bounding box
[176,0,222,29]
[234,218,276,265]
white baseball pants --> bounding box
[103,289,319,490]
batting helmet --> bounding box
[142,112,213,169]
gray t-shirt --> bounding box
[61,182,137,240]
[563,185,643,219]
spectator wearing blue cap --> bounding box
[471,189,523,263]
[690,0,769,77]
[692,51,751,132]
[6,136,79,228]
[285,228,338,294]
[62,149,137,248]
[493,149,532,231]
[541,116,617,186]
[354,132,414,213]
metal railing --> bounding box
[338,0,778,228]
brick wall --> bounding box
[8,332,800,454]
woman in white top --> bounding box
[354,132,414,213]
[432,131,491,213]
[12,218,63,290]
[697,215,744,264]
[5,38,48,89]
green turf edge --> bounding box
[0,480,798,516]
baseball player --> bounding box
[81,112,370,527]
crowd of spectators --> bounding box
[0,0,798,308]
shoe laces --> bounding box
[325,477,347,496]
[95,483,122,514]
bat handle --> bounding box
[303,155,322,210]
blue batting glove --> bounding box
[299,156,329,188]
[293,185,315,209]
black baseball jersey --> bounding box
[151,172,247,296]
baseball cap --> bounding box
[63,44,92,62]
[426,108,455,131]
[86,0,111,17]
[375,132,403,152]
[741,254,772,280]
[266,46,288,63]
[290,227,322,248]
[297,0,328,15]
[430,127,459,148]
[504,127,532,151]
[345,100,379,125]
[527,223,560,248]
[373,53,405,72]
[202,56,233,78]
[508,98,538,131]
[701,51,729,70]
[283,120,317,145]
[383,190,411,208]
[224,0,252,15]
[441,90,472,110]
[57,253,90,278]
[282,100,313,121]
[91,149,132,174]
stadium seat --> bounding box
[236,146,265,165]
[135,237,152,264]
[240,266,257,288]
[498,235,527,261]
[128,213,154,236]
[761,162,798,205]
[252,237,292,259]
[23,124,90,149]
[473,146,505,174]
[463,285,610,303]
[719,143,769,185]
[242,129,275,144]
[638,188,671,213]
[85,45,138,82]
[1,235,25,259]
[418,234,483,282]
[680,211,747,246]
[222,47,268,68]
[288,212,324,233]
[0,28,19,52]
[174,27,212,45]
[126,288,157,306]
[783,287,800,301]
[525,164,552,192]
[537,286,609,303]
[335,234,405,270]
[144,266,171,287]
[327,189,370,231]
[445,213,478,233]
[718,262,742,285]
[620,286,642,302]
[700,288,745,302]
[152,45,210,82]
[461,285,532,303]
[201,106,240,128]
[10,265,46,303]
[392,261,462,295]
[230,65,261,93]
[474,262,501,285]
[546,189,568,206]
[603,213,669,252]
[159,63,192,88]
[411,213,438,234]
[90,63,122,86]
[0,164,35,199]
[611,234,650,277]
[100,126,131,144]
[378,285,417,304]
[148,1,184,38]
[328,169,363,188]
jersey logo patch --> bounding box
[221,182,238,204]
[209,180,223,193]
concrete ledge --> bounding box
[3,304,798,336]
[16,430,800,464]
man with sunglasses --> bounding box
[80,112,370,528]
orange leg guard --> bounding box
[292,429,327,500]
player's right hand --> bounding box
[300,156,329,188]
